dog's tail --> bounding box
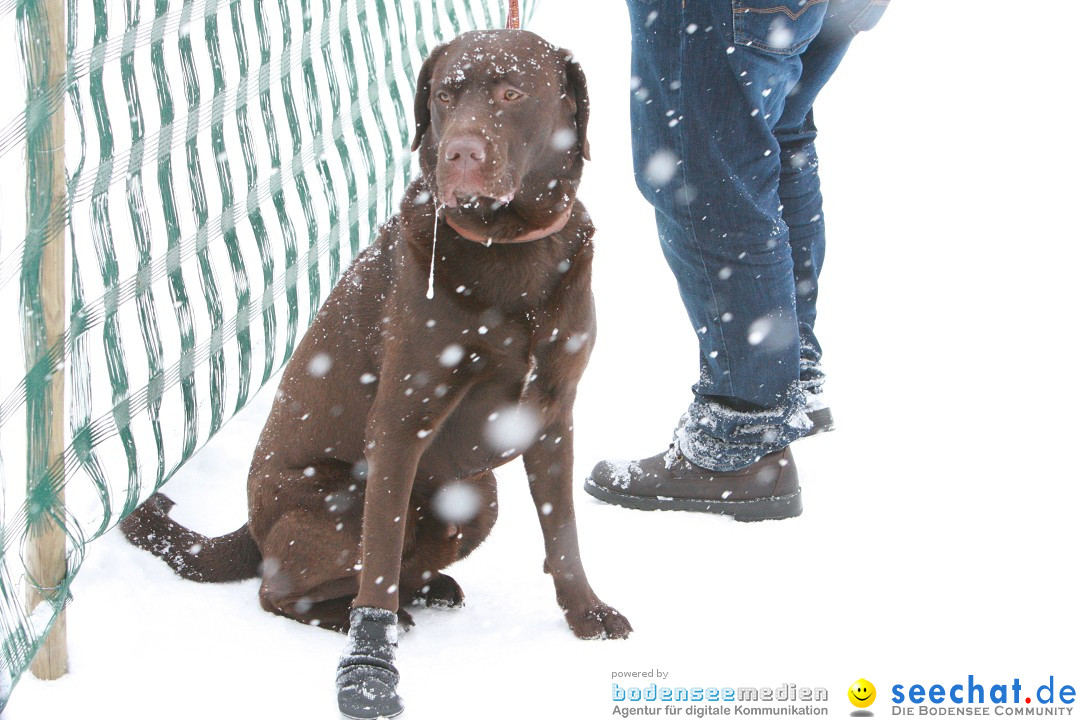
[119,493,262,583]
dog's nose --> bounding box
[444,138,486,164]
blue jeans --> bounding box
[627,0,888,470]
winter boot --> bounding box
[800,351,834,436]
[805,391,834,436]
[584,445,801,521]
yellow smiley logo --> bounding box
[849,679,876,709]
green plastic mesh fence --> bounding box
[0,0,535,706]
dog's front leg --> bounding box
[523,411,633,640]
[337,366,473,720]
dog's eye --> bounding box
[503,89,524,101]
[436,90,452,103]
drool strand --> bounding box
[427,204,441,300]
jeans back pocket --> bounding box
[732,0,830,56]
[848,0,890,33]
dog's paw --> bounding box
[147,492,176,514]
[396,607,415,633]
[565,603,633,640]
[119,493,174,540]
[417,572,464,608]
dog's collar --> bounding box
[442,202,575,245]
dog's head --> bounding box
[411,30,590,242]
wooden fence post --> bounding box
[26,0,68,681]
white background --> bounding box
[7,1,1080,718]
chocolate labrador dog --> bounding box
[121,28,630,718]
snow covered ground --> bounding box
[6,2,1080,719]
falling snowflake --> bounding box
[768,18,794,49]
[644,150,679,187]
[432,481,482,524]
[439,344,465,367]
[550,128,576,151]
[483,404,541,454]
[748,317,773,346]
[308,353,333,378]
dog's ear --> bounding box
[561,50,591,161]
[412,43,447,152]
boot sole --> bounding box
[805,407,834,436]
[583,479,802,522]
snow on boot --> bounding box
[800,349,834,436]
[804,390,835,436]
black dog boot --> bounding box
[336,607,404,719]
